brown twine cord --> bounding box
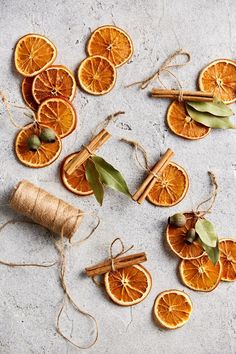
[126,49,191,95]
[93,111,125,135]
[109,237,134,271]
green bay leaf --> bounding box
[91,155,131,196]
[201,241,220,266]
[187,100,233,117]
[85,158,104,205]
[195,218,218,247]
[186,105,236,129]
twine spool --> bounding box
[9,180,83,239]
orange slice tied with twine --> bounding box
[147,162,189,207]
[153,290,192,329]
[32,65,76,104]
[167,101,211,140]
[15,34,57,77]
[166,212,205,259]
[104,264,152,306]
[78,56,116,95]
[219,239,236,281]
[199,59,236,104]
[87,25,133,67]
[37,98,77,138]
[21,77,39,111]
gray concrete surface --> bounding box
[0,0,236,353]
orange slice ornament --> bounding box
[179,255,222,292]
[166,212,205,259]
[21,77,39,111]
[199,59,236,104]
[167,101,211,140]
[219,238,236,281]
[32,65,76,104]
[78,56,116,95]
[15,123,62,168]
[104,264,152,306]
[37,98,77,138]
[147,162,189,207]
[153,290,192,329]
[87,25,133,67]
[15,34,57,77]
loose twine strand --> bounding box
[93,110,125,135]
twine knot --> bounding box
[109,237,134,271]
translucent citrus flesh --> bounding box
[166,212,205,259]
[167,101,210,140]
[15,123,61,168]
[61,153,93,196]
[199,60,236,103]
[15,34,57,77]
[37,98,76,138]
[180,255,222,292]
[219,239,236,281]
[87,25,133,67]
[78,56,116,95]
[147,162,189,206]
[32,66,76,104]
[154,290,192,329]
[21,77,38,111]
[104,265,152,306]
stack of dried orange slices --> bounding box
[77,25,133,95]
[14,34,77,168]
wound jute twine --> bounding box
[0,180,100,349]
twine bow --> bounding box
[109,237,134,271]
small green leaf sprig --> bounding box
[186,99,236,129]
[85,155,131,205]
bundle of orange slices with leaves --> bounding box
[14,34,77,168]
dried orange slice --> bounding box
[147,162,189,207]
[104,265,152,306]
[32,65,76,104]
[21,77,39,111]
[15,34,57,77]
[179,255,222,292]
[37,98,77,138]
[166,212,205,259]
[87,25,133,67]
[15,123,62,168]
[219,238,236,281]
[199,59,236,104]
[78,55,116,95]
[61,153,93,195]
[153,290,192,329]
[167,101,211,140]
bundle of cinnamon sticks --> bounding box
[151,88,214,102]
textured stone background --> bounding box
[0,0,236,353]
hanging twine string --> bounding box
[93,111,125,135]
[126,49,191,99]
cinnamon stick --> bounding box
[85,252,147,277]
[64,129,111,175]
[132,148,174,204]
[151,89,214,102]
[152,88,213,97]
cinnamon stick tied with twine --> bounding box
[85,237,147,277]
[151,88,214,102]
[133,148,174,204]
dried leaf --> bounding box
[85,158,104,205]
[187,100,233,117]
[195,218,218,247]
[201,241,220,266]
[186,105,236,129]
[91,155,131,196]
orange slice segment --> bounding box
[167,101,211,140]
[179,255,222,292]
[78,55,116,95]
[153,290,192,329]
[15,123,62,168]
[219,238,236,281]
[21,77,39,111]
[104,264,152,306]
[15,34,57,77]
[37,98,77,138]
[166,212,205,259]
[147,162,189,207]
[199,59,236,104]
[32,65,76,104]
[87,25,133,67]
[61,153,93,195]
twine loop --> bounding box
[94,111,125,135]
[109,237,134,271]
